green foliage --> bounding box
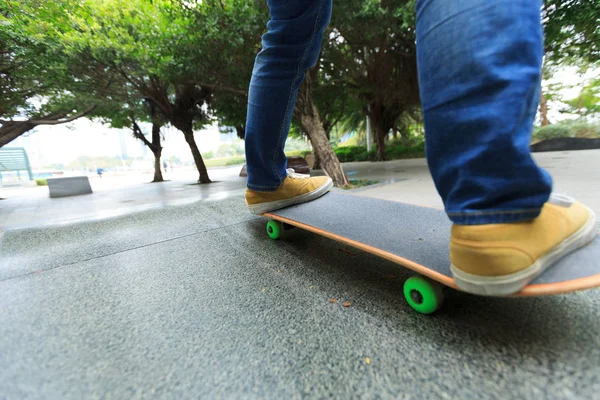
[216,142,244,157]
[563,78,600,118]
[187,0,267,130]
[328,0,420,160]
[543,0,600,65]
[334,146,369,162]
[533,125,574,140]
[35,178,48,186]
[386,141,425,159]
[203,151,215,159]
[334,138,425,162]
[204,156,246,168]
[533,120,600,140]
[564,121,600,138]
[0,0,110,134]
[285,150,313,158]
[4,0,599,162]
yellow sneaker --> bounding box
[245,169,333,215]
[450,194,597,296]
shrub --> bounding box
[204,156,246,168]
[533,125,573,141]
[35,178,47,186]
[533,121,600,141]
[563,122,600,138]
[335,145,368,162]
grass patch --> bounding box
[285,150,312,158]
[204,156,246,168]
[341,179,379,190]
[334,139,425,162]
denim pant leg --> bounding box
[245,0,332,192]
[415,0,553,225]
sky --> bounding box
[12,119,229,169]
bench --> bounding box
[47,176,93,198]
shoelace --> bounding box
[286,168,310,180]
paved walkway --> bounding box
[1,150,599,399]
[0,166,247,230]
[3,150,599,230]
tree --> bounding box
[304,40,365,171]
[0,1,107,147]
[294,71,348,186]
[540,0,600,123]
[563,78,600,120]
[54,0,215,183]
[543,0,600,65]
[193,0,351,186]
[330,0,420,161]
[179,0,263,141]
[95,91,167,182]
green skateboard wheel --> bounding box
[403,276,444,314]
[266,220,282,240]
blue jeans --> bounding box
[245,0,332,191]
[245,0,552,225]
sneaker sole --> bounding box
[450,206,597,296]
[246,178,334,215]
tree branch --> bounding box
[326,97,346,135]
[19,105,96,125]
[131,120,154,150]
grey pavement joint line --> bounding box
[0,216,260,283]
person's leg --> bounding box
[416,0,596,294]
[245,0,331,192]
[244,0,333,215]
[417,0,551,223]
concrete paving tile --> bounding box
[1,218,599,399]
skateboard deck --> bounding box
[263,191,600,299]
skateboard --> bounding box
[262,191,600,314]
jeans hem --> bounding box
[448,209,542,225]
[247,182,283,192]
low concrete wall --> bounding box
[531,138,600,152]
[240,156,310,177]
[47,176,93,198]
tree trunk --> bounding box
[132,108,164,183]
[235,125,245,140]
[539,91,550,126]
[153,148,163,182]
[373,126,387,161]
[295,73,348,187]
[183,128,211,183]
[301,114,347,187]
[368,102,397,161]
[151,122,164,182]
[310,141,322,170]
